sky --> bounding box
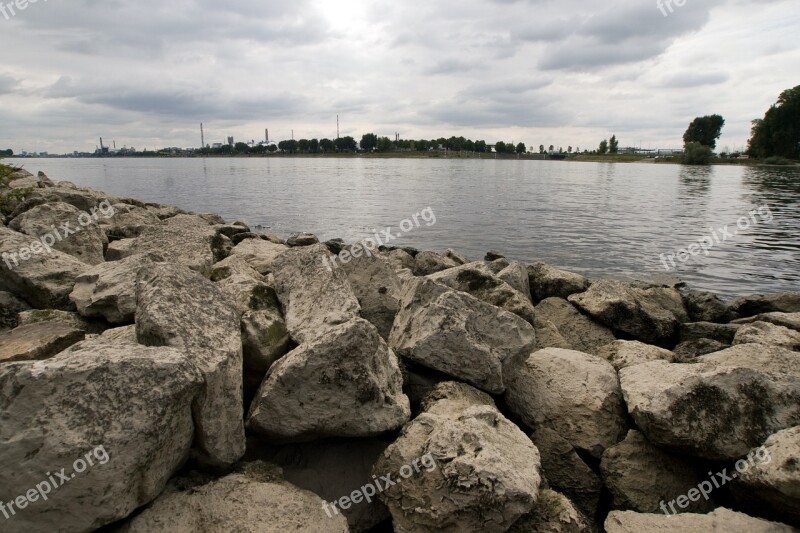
[0,0,797,154]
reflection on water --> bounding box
[11,158,800,299]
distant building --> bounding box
[227,136,234,147]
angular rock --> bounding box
[732,426,800,527]
[0,340,202,533]
[533,316,573,350]
[341,243,402,339]
[620,345,800,460]
[680,321,741,344]
[730,292,800,318]
[485,250,505,261]
[198,212,226,225]
[428,262,537,324]
[70,252,165,324]
[0,226,87,309]
[117,468,348,533]
[412,250,458,276]
[384,248,415,271]
[17,309,107,334]
[733,321,800,351]
[506,348,627,458]
[0,290,29,329]
[229,238,290,275]
[535,297,616,353]
[286,232,320,247]
[528,262,590,302]
[213,222,251,240]
[600,430,713,513]
[672,338,728,361]
[248,318,409,442]
[682,290,731,323]
[569,280,680,347]
[100,324,138,344]
[209,254,265,282]
[271,243,361,344]
[389,278,536,394]
[0,322,85,363]
[530,427,603,522]
[733,312,800,333]
[98,202,161,238]
[493,260,533,302]
[605,508,796,532]
[595,340,674,371]
[375,382,542,533]
[106,237,136,260]
[136,263,245,467]
[10,185,112,216]
[508,489,591,533]
[145,203,185,220]
[443,247,470,265]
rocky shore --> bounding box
[1,168,799,532]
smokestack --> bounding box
[265,128,269,144]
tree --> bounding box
[298,139,310,152]
[309,139,319,153]
[475,140,487,153]
[598,139,608,154]
[377,137,393,152]
[334,136,357,152]
[319,138,335,152]
[360,133,378,151]
[747,85,800,159]
[568,146,573,154]
[539,145,545,154]
[609,135,619,154]
[683,142,713,165]
[516,142,526,154]
[683,115,725,149]
[548,145,554,152]
[267,144,277,153]
[495,141,506,154]
[234,142,250,153]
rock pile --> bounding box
[1,171,798,532]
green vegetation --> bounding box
[609,135,619,154]
[683,115,725,150]
[683,142,713,165]
[763,156,793,166]
[0,157,31,218]
[598,139,608,154]
[748,85,800,161]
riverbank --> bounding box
[1,168,799,532]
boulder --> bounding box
[106,237,136,260]
[340,243,402,339]
[136,263,245,468]
[732,426,800,527]
[0,291,29,329]
[620,345,800,460]
[528,262,590,302]
[145,203,185,220]
[535,297,616,353]
[530,427,603,522]
[672,338,728,361]
[569,280,680,347]
[117,467,349,533]
[271,244,361,344]
[10,185,112,216]
[485,250,505,261]
[443,248,470,265]
[0,226,88,309]
[506,348,627,458]
[0,322,85,363]
[9,202,108,265]
[197,213,226,225]
[595,340,674,371]
[286,232,320,247]
[682,290,731,323]
[533,316,573,350]
[428,262,536,324]
[733,312,800,333]
[389,278,536,394]
[733,321,800,351]
[213,222,251,240]
[100,324,138,344]
[600,430,713,513]
[17,309,107,334]
[229,238,290,275]
[247,318,410,442]
[0,340,202,533]
[495,260,533,302]
[507,489,591,533]
[384,248,415,271]
[70,252,165,324]
[209,254,265,282]
[375,382,542,533]
[605,508,796,532]
[730,292,800,318]
[412,250,458,276]
[98,202,161,238]
[680,321,741,344]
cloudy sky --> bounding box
[0,0,797,154]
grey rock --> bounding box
[535,297,616,353]
[413,250,458,276]
[0,291,29,329]
[98,203,162,238]
[528,262,590,302]
[0,322,85,363]
[682,290,731,323]
[733,312,800,332]
[605,508,797,532]
[106,237,136,261]
[229,238,290,275]
[508,489,591,533]
[733,321,800,350]
[730,292,800,318]
[443,247,470,265]
[384,248,415,271]
[341,243,402,339]
[673,338,729,361]
[680,321,741,344]
[595,340,674,371]
[496,260,533,302]
[286,232,320,247]
[100,324,138,344]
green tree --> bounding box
[683,115,725,149]
[319,138,335,152]
[598,139,608,154]
[475,140,487,153]
[335,136,357,152]
[298,139,310,152]
[683,142,713,165]
[309,139,320,153]
[747,85,800,159]
[377,137,393,152]
[516,142,526,154]
[609,135,619,154]
[539,145,545,154]
[548,145,554,152]
[234,142,250,153]
[360,133,378,151]
[495,141,506,154]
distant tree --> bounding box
[360,133,378,151]
[377,137,393,152]
[683,142,713,165]
[539,145,545,154]
[598,139,609,154]
[495,141,507,154]
[267,144,277,153]
[298,139,310,152]
[278,140,299,153]
[516,142,526,154]
[335,136,357,152]
[609,135,619,153]
[683,115,725,149]
[319,138,335,152]
[234,142,250,153]
[568,146,573,154]
[0,149,12,156]
[465,139,475,152]
[548,145,554,152]
[747,85,800,159]
[309,139,319,153]
[475,140,487,153]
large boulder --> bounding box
[271,243,361,344]
[490,260,533,302]
[412,250,458,276]
[620,344,800,460]
[508,489,590,533]
[732,427,800,527]
[247,318,410,442]
[229,238,290,275]
[0,321,85,363]
[595,340,674,371]
[10,185,113,217]
[528,262,589,302]
[0,290,29,329]
[136,263,245,468]
[98,202,162,238]
[70,252,165,324]
[506,348,627,458]
[9,202,108,265]
[0,226,88,309]
[375,382,542,533]
[680,321,741,344]
[0,340,203,533]
[17,309,107,334]
[389,278,536,394]
[569,280,681,347]
[730,292,800,318]
[605,508,796,532]
[600,430,713,514]
[116,467,349,533]
[428,262,536,324]
[682,290,732,323]
[734,312,800,333]
[733,321,800,351]
[535,297,616,353]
